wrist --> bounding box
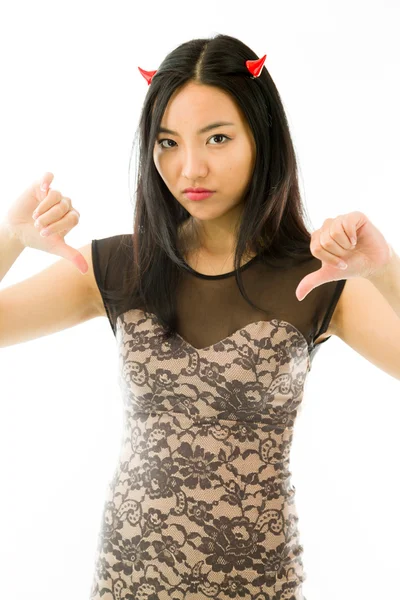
[0,221,25,253]
[366,245,396,281]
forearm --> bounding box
[367,245,400,319]
[0,221,25,284]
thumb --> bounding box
[50,237,89,275]
[296,265,337,301]
[37,172,88,274]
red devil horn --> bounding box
[245,54,267,78]
[138,66,158,86]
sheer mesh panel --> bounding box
[92,234,346,366]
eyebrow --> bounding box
[157,121,235,136]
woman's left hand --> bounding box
[296,211,393,301]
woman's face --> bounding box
[152,81,257,224]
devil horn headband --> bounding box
[137,54,267,86]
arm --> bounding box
[366,246,400,318]
[0,239,106,348]
[0,221,25,283]
[333,270,400,381]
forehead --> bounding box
[160,82,243,126]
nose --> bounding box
[181,147,208,180]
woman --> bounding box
[1,32,398,600]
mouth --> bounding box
[183,191,215,201]
[183,188,214,193]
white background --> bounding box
[0,1,399,599]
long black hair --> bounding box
[102,33,315,340]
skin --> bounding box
[152,81,257,265]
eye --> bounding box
[157,134,231,150]
[157,138,176,149]
[209,134,230,145]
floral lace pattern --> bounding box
[89,310,309,600]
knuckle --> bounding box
[322,234,334,247]
[59,198,67,213]
[47,188,60,201]
[71,210,79,225]
[310,239,320,252]
[331,221,343,234]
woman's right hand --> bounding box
[2,172,88,274]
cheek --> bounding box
[222,155,246,182]
[153,157,169,184]
[231,147,254,178]
[152,151,158,171]
[154,150,169,174]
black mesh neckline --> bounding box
[181,252,261,280]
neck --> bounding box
[185,204,246,257]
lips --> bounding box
[184,191,215,201]
[183,188,214,193]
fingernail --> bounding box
[337,261,348,269]
[40,183,48,192]
[40,229,49,236]
[32,211,38,219]
[350,237,357,246]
